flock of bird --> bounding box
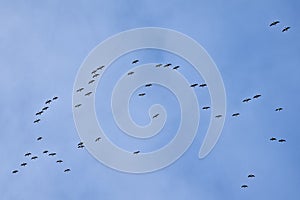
[11,97,73,175]
[269,20,290,32]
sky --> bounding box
[0,0,300,199]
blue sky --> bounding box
[0,0,299,199]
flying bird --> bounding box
[76,88,84,92]
[24,152,31,157]
[248,174,255,178]
[92,73,100,78]
[269,21,280,26]
[270,137,277,141]
[132,59,139,64]
[64,168,71,172]
[78,142,84,146]
[88,80,95,84]
[21,163,27,167]
[52,96,58,100]
[232,113,240,117]
[145,84,152,87]
[241,185,248,188]
[133,151,140,154]
[35,111,43,115]
[199,83,207,87]
[95,137,101,142]
[215,115,222,118]
[56,160,63,163]
[152,113,159,118]
[78,145,84,149]
[12,170,18,174]
[278,139,286,143]
[37,136,42,141]
[43,150,48,154]
[85,92,92,96]
[275,107,283,111]
[190,83,198,87]
[34,119,41,123]
[74,104,82,108]
[127,71,134,75]
[242,98,251,102]
[282,27,290,32]
[42,106,49,111]
[163,63,172,67]
[91,69,97,74]
[45,99,52,104]
[202,106,210,110]
[138,93,146,96]
[253,94,261,99]
[97,65,105,70]
[49,153,56,156]
[31,156,38,160]
[173,66,180,70]
[155,64,162,67]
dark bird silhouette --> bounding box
[173,66,180,70]
[138,93,146,96]
[21,163,27,167]
[163,63,172,67]
[78,142,84,146]
[12,170,18,174]
[232,113,240,117]
[275,107,283,111]
[34,119,41,123]
[278,139,286,143]
[95,137,101,142]
[242,98,251,102]
[199,84,207,87]
[92,73,100,78]
[127,71,134,75]
[24,152,31,157]
[64,168,71,172]
[56,160,63,163]
[42,106,49,111]
[152,113,159,118]
[215,114,222,118]
[52,96,58,100]
[241,185,248,188]
[91,69,97,74]
[74,104,82,108]
[35,111,43,115]
[78,145,84,149]
[97,65,105,70]
[145,84,152,87]
[43,150,48,154]
[133,151,140,154]
[45,99,52,104]
[76,88,84,92]
[132,59,139,64]
[190,83,198,87]
[37,136,42,141]
[49,153,56,156]
[282,27,290,32]
[270,137,277,141]
[155,64,162,67]
[88,80,95,84]
[85,92,92,96]
[31,156,38,160]
[202,106,210,110]
[248,174,255,178]
[253,94,261,99]
[270,21,280,26]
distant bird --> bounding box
[49,153,56,156]
[35,111,43,115]
[145,83,152,87]
[56,160,63,163]
[95,137,101,142]
[43,150,48,154]
[199,84,207,87]
[132,59,139,64]
[232,113,240,117]
[190,83,198,87]
[85,92,92,96]
[133,151,140,154]
[88,80,95,84]
[127,71,134,75]
[248,174,255,178]
[282,27,290,32]
[97,65,105,70]
[163,63,171,67]
[34,119,41,123]
[64,168,71,172]
[24,152,31,157]
[31,156,38,160]
[78,142,84,146]
[269,21,280,26]
[253,94,261,99]
[275,107,283,111]
[138,93,146,96]
[242,98,251,102]
[215,115,222,118]
[241,185,248,188]
[21,163,27,167]
[37,136,42,141]
[278,139,286,143]
[45,99,52,104]
[152,113,159,118]
[12,170,18,174]
[270,137,277,141]
[202,106,210,110]
[74,104,82,108]
[155,64,162,67]
[52,96,58,100]
[42,106,49,111]
[76,88,84,92]
[92,73,100,78]
[78,145,84,149]
[91,69,97,74]
[173,66,180,70]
